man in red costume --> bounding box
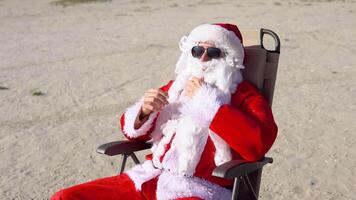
[51,23,277,200]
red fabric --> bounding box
[145,153,153,160]
[51,173,202,200]
[209,81,278,161]
[51,174,142,200]
[193,79,278,184]
[120,80,175,142]
[159,80,175,92]
[192,81,277,186]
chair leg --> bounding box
[119,154,129,174]
[130,153,140,164]
[242,175,258,200]
[231,177,241,200]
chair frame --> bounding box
[97,28,281,200]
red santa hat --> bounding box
[177,23,245,72]
[213,23,243,44]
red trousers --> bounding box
[51,173,202,200]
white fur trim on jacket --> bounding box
[151,119,178,169]
[180,84,231,128]
[209,130,232,166]
[123,98,158,138]
[125,160,162,191]
[161,116,209,176]
[156,171,232,200]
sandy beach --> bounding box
[0,0,355,199]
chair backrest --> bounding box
[235,29,280,200]
[241,29,280,106]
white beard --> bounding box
[169,53,243,103]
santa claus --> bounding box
[51,23,277,200]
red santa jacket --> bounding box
[120,80,277,188]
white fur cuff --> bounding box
[180,85,230,128]
[126,160,162,191]
[123,99,158,138]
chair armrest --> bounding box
[96,140,152,156]
[212,157,273,179]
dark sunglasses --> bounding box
[191,46,222,59]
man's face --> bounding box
[188,41,224,77]
[172,38,239,98]
[197,42,215,63]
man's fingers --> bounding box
[193,80,203,87]
[142,88,169,114]
[146,89,168,101]
[144,96,167,107]
[184,77,205,98]
[145,93,168,105]
[142,103,154,112]
[147,89,169,98]
[141,104,152,115]
[185,85,193,92]
[191,77,204,85]
[186,81,199,91]
[157,89,169,98]
[142,104,153,115]
[143,101,163,112]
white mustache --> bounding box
[190,59,221,78]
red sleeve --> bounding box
[209,81,278,162]
[119,80,174,141]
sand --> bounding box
[0,0,355,199]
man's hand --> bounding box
[134,89,168,129]
[141,89,168,117]
[184,77,204,98]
